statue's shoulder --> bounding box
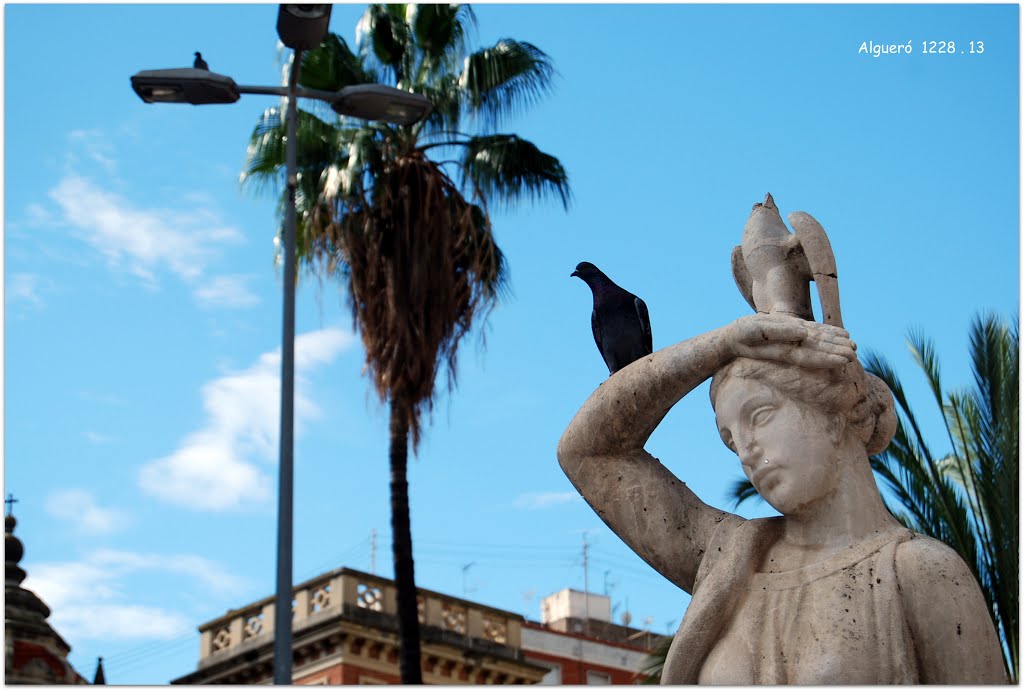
[895,531,969,566]
[891,531,1006,682]
[693,514,781,588]
[708,514,784,550]
[704,512,771,551]
[893,531,981,597]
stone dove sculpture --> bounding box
[193,52,209,71]
[730,193,844,327]
[571,261,653,375]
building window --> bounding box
[586,670,612,685]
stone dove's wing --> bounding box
[789,211,844,328]
[731,244,756,312]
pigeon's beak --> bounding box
[570,270,579,278]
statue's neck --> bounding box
[779,443,900,556]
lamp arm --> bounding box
[236,84,337,103]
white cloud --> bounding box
[85,431,114,444]
[512,491,581,510]
[50,174,242,285]
[68,129,118,173]
[194,274,260,309]
[23,202,59,228]
[48,604,190,641]
[6,273,51,308]
[138,328,355,511]
[18,132,258,309]
[45,489,128,535]
[24,549,246,642]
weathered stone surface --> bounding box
[557,196,1006,684]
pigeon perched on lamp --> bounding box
[193,52,209,70]
[571,261,653,375]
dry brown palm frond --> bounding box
[317,153,503,448]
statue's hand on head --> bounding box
[727,312,857,370]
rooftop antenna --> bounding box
[620,596,632,626]
[462,561,476,597]
[581,533,590,636]
[370,528,377,574]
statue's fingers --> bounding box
[739,342,849,368]
[743,320,806,344]
[808,332,857,355]
[788,347,852,368]
[808,339,858,361]
[806,322,850,340]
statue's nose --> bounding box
[737,437,763,470]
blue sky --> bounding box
[4,2,1019,684]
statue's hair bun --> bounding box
[863,371,897,455]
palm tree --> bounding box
[727,313,1018,681]
[241,5,570,683]
[638,634,673,684]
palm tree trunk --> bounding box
[389,400,423,684]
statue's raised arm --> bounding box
[558,195,1006,684]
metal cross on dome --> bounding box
[5,493,18,516]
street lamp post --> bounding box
[130,5,431,685]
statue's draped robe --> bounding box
[662,517,919,684]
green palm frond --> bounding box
[418,73,465,133]
[408,3,475,71]
[638,635,674,684]
[462,134,571,210]
[359,4,413,85]
[319,124,390,202]
[866,347,979,563]
[241,106,340,193]
[298,33,374,92]
[871,317,1017,680]
[727,476,760,509]
[908,327,946,411]
[459,39,556,128]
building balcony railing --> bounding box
[195,567,522,667]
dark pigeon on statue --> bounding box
[571,261,653,375]
[193,52,209,70]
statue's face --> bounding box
[714,375,842,515]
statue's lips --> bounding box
[752,464,782,488]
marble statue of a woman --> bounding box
[557,197,1006,684]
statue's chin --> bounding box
[761,481,840,519]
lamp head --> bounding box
[277,4,332,50]
[331,84,432,125]
[130,68,240,105]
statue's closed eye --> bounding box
[750,406,775,427]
